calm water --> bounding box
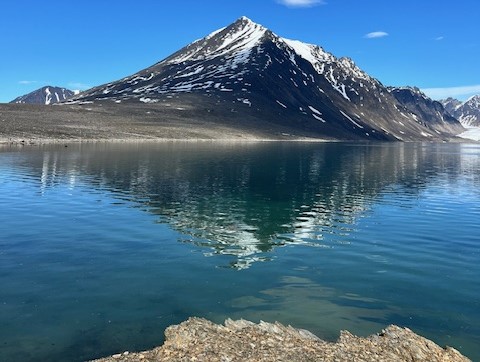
[0,142,479,361]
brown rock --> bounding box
[91,317,470,362]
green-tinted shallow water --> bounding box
[0,142,479,361]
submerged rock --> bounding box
[91,317,470,362]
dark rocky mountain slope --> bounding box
[442,97,462,116]
[67,17,463,141]
[388,87,464,135]
[11,86,74,105]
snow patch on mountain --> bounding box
[340,110,363,128]
[45,87,52,105]
[283,39,334,65]
[308,105,322,115]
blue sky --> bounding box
[1,0,478,103]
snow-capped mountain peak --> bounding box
[71,17,377,104]
[166,16,267,65]
[466,94,480,107]
[67,16,463,141]
[441,95,480,127]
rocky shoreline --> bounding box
[91,318,470,362]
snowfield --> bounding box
[458,127,480,141]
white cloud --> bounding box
[18,80,37,85]
[277,0,325,8]
[68,82,91,90]
[421,84,480,100]
[364,31,389,39]
[435,36,444,41]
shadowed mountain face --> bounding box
[442,97,463,116]
[68,17,462,141]
[11,86,74,105]
[441,95,480,127]
[388,87,464,135]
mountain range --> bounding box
[10,17,478,141]
[441,96,480,127]
[11,86,74,105]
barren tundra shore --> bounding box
[91,318,470,362]
[0,102,333,144]
[0,102,469,145]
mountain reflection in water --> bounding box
[7,142,480,269]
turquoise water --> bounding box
[0,142,479,361]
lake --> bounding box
[0,142,479,361]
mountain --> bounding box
[387,87,464,135]
[441,95,480,127]
[11,86,75,105]
[67,16,463,141]
[441,97,463,116]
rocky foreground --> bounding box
[92,317,470,362]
